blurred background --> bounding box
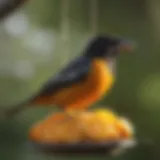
[0,0,160,160]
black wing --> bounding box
[0,56,91,118]
[37,56,91,97]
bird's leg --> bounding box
[57,105,87,119]
[64,107,86,118]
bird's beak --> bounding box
[119,40,136,52]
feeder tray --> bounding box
[29,139,136,156]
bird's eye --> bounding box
[107,46,118,57]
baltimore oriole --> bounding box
[2,35,134,118]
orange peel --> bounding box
[29,108,135,144]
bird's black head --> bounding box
[84,35,134,59]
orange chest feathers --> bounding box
[52,59,115,109]
[84,58,115,98]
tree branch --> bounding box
[0,0,28,22]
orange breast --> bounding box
[35,59,114,109]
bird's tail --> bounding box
[0,100,31,119]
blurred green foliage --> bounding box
[0,0,160,160]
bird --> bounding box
[1,35,134,118]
